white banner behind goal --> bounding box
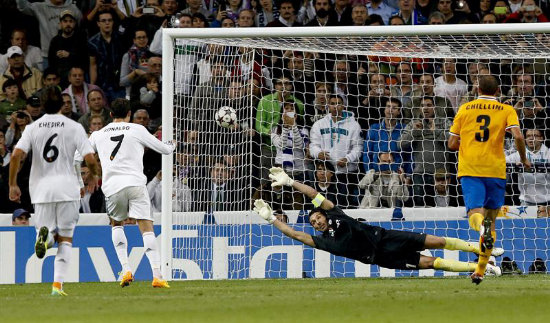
[161,24,550,280]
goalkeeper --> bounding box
[254,167,503,275]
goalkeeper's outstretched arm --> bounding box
[269,167,334,210]
[253,199,316,248]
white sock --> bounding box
[53,242,72,284]
[142,232,162,279]
[112,226,131,273]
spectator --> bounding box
[427,10,445,24]
[255,0,279,27]
[0,46,42,101]
[78,89,113,131]
[392,0,427,25]
[330,59,360,110]
[0,79,26,117]
[193,160,246,215]
[220,17,237,27]
[161,0,179,16]
[390,61,415,116]
[124,0,165,43]
[305,159,346,208]
[12,208,30,226]
[88,115,105,134]
[32,67,60,100]
[358,151,409,208]
[359,73,390,129]
[333,0,353,25]
[0,28,43,75]
[267,0,300,27]
[409,73,454,119]
[88,10,126,102]
[4,109,32,150]
[85,1,127,37]
[416,0,434,19]
[271,100,309,180]
[366,13,385,25]
[506,128,550,208]
[16,0,82,69]
[147,169,192,212]
[180,0,213,20]
[364,97,411,174]
[481,12,498,23]
[434,58,468,112]
[192,13,210,27]
[60,93,80,121]
[237,9,256,26]
[432,169,462,207]
[367,0,396,25]
[305,0,338,26]
[389,15,405,25]
[305,81,331,129]
[504,0,548,23]
[120,29,152,97]
[309,94,362,207]
[459,62,491,106]
[79,164,105,213]
[48,10,89,88]
[132,109,150,127]
[283,51,315,105]
[129,56,162,119]
[351,4,369,26]
[399,96,452,207]
[24,95,43,121]
[62,66,104,116]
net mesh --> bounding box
[167,31,550,279]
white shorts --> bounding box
[105,186,153,222]
[34,201,80,238]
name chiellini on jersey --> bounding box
[88,122,174,197]
[15,114,94,203]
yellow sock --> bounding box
[434,257,477,272]
[475,230,496,276]
[444,237,477,253]
[469,213,483,231]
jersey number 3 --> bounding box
[110,135,125,160]
[475,115,491,142]
[43,134,59,163]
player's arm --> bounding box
[509,127,531,169]
[253,199,316,247]
[8,148,25,202]
[83,153,100,192]
[138,126,174,155]
[447,133,460,151]
[448,109,462,151]
[269,167,334,210]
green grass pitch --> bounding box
[1,275,550,322]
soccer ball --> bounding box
[215,106,237,129]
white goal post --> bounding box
[161,24,550,280]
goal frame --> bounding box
[160,23,550,280]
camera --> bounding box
[525,5,536,12]
[524,97,534,107]
[456,0,465,9]
[143,7,155,14]
[494,6,507,15]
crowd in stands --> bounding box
[2,0,550,219]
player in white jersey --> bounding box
[88,98,174,288]
[9,86,100,296]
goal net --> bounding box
[161,24,550,280]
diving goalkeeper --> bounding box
[254,167,503,275]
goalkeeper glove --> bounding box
[253,199,276,224]
[269,167,295,187]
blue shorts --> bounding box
[460,176,506,212]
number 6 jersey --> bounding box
[449,95,520,179]
[88,122,174,197]
[15,114,94,203]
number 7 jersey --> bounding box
[88,122,174,197]
[15,114,94,203]
[449,95,519,179]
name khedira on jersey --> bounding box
[38,121,65,128]
[104,126,130,132]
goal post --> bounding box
[161,23,550,280]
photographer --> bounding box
[504,0,549,23]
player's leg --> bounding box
[33,203,56,259]
[52,201,80,296]
[460,177,486,232]
[106,189,133,287]
[424,235,503,256]
[130,186,169,288]
[472,178,506,284]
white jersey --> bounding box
[89,122,174,197]
[15,114,94,203]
